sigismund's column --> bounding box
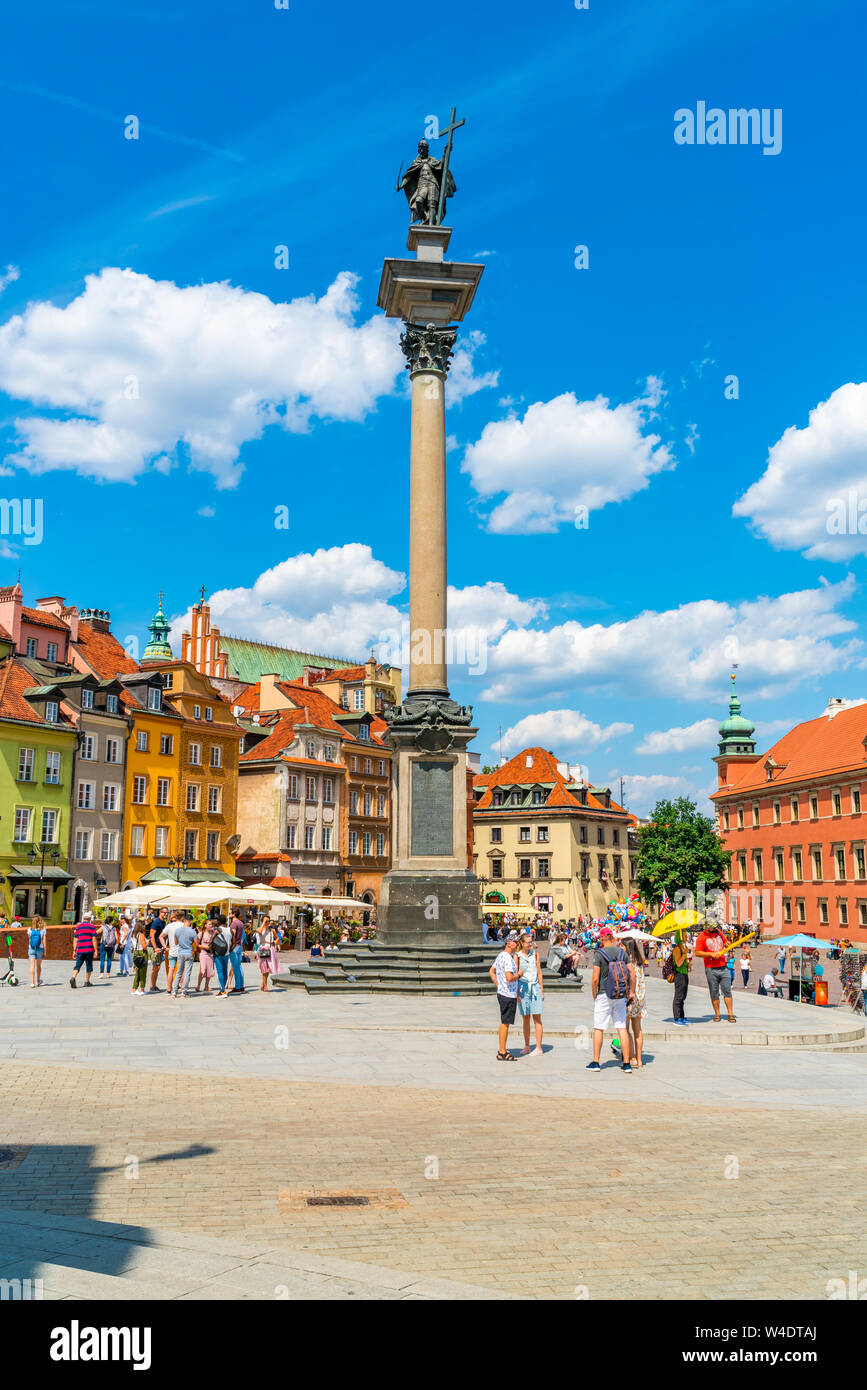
[376,222,484,947]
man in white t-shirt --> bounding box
[759,968,781,997]
[489,933,522,1061]
[161,916,183,996]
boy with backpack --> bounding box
[587,926,635,1073]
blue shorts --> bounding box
[28,947,44,959]
[519,982,543,1016]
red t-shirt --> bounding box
[696,930,727,969]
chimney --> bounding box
[259,673,281,711]
[0,582,23,649]
[79,608,110,634]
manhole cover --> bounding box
[306,1195,369,1207]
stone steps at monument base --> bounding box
[276,969,583,996]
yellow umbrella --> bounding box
[652,909,705,937]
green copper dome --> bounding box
[143,593,172,659]
[718,672,756,754]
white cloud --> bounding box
[0,266,19,296]
[480,576,861,703]
[613,771,714,818]
[462,379,674,533]
[197,505,216,518]
[0,267,404,488]
[635,718,719,755]
[447,330,499,405]
[167,546,539,674]
[733,382,867,559]
[500,708,633,758]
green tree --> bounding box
[481,765,495,775]
[634,796,729,909]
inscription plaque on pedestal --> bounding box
[411,759,454,856]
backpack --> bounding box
[29,927,42,950]
[662,951,676,982]
[102,924,117,948]
[211,930,228,958]
[602,947,630,1000]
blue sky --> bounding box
[2,0,866,812]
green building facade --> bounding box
[0,715,77,921]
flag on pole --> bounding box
[659,890,673,918]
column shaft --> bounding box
[408,369,447,693]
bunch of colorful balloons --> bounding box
[600,894,648,930]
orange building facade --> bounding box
[711,681,867,942]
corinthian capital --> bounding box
[400,322,458,377]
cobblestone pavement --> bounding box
[1,977,865,1299]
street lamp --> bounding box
[28,841,60,919]
[167,855,188,882]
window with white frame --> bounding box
[46,641,58,662]
[136,730,148,752]
[147,687,162,712]
[353,689,363,710]
[206,831,219,861]
[362,831,371,855]
[130,825,146,856]
[163,672,173,690]
[160,734,173,755]
[131,776,147,804]
[106,693,118,714]
[377,792,386,817]
[349,790,358,814]
[856,846,866,878]
[204,707,213,723]
[13,807,31,842]
[40,808,57,842]
[350,756,358,771]
[364,758,372,774]
[208,785,221,813]
[538,827,549,843]
[323,777,333,803]
[209,745,221,768]
[358,724,369,741]
[376,832,385,856]
[304,825,315,850]
[156,777,171,807]
[186,784,200,812]
[81,688,94,710]
[77,781,95,810]
[378,759,386,776]
[154,826,169,857]
[854,788,863,815]
[287,774,299,799]
[184,830,198,860]
[348,830,358,854]
[321,826,332,851]
[188,742,201,766]
[100,831,118,860]
[193,705,201,720]
[25,638,37,658]
[306,740,316,759]
[44,751,61,785]
[18,747,34,782]
[833,790,842,817]
[103,783,119,812]
[324,743,335,761]
[45,701,59,724]
[80,734,96,761]
[836,848,846,880]
[364,792,372,815]
[306,775,317,800]
[287,824,297,850]
[105,738,120,764]
[74,828,93,860]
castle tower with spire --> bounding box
[714,670,760,787]
[143,593,173,659]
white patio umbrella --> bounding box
[93,886,165,909]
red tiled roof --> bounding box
[712,702,867,799]
[237,852,293,863]
[473,747,627,815]
[308,665,367,683]
[74,622,140,678]
[20,606,69,632]
[0,658,73,726]
[268,877,298,889]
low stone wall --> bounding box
[3,926,76,961]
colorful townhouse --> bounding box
[0,655,77,921]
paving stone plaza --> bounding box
[1,967,865,1300]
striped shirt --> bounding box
[73,923,99,954]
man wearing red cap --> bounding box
[587,926,635,1072]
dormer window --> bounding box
[81,689,94,710]
[45,701,59,724]
[147,687,162,712]
[358,724,370,742]
[106,694,118,714]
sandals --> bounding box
[496,1051,517,1062]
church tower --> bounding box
[143,594,173,659]
[181,590,229,679]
